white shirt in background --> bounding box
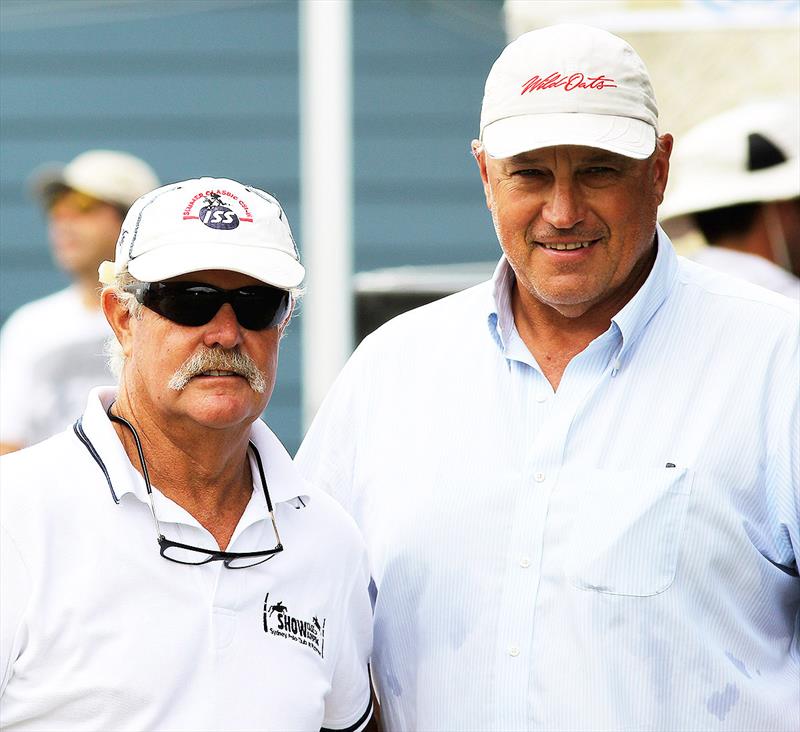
[689,245,800,300]
[0,286,114,447]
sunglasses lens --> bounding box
[48,189,104,215]
[138,283,290,330]
[233,287,291,330]
[144,284,221,326]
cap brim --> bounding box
[127,242,305,289]
[481,113,656,160]
[27,163,68,206]
[659,158,800,222]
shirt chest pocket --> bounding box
[562,467,694,597]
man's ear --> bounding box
[277,300,295,339]
[101,288,134,361]
[653,133,673,205]
[471,140,493,211]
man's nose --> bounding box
[202,302,243,350]
[541,179,585,230]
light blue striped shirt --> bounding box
[296,228,800,731]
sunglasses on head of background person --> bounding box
[47,188,126,218]
[123,280,293,331]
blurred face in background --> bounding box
[47,188,124,281]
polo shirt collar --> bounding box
[485,225,679,367]
[77,387,310,507]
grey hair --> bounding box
[102,268,142,380]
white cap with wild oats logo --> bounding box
[479,24,659,160]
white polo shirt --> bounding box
[0,388,373,732]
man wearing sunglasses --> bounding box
[0,149,160,455]
[0,178,375,732]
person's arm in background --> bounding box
[0,309,36,455]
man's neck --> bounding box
[510,243,656,390]
[75,274,103,311]
[109,393,254,550]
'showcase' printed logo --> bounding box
[182,188,255,230]
[263,593,326,658]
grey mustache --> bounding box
[168,347,267,393]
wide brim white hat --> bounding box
[660,97,800,222]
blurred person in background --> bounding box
[297,24,799,732]
[0,178,374,732]
[660,97,800,299]
[0,149,160,455]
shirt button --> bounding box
[509,646,520,657]
[519,556,531,568]
[535,393,548,403]
[534,472,546,483]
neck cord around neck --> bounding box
[104,401,280,545]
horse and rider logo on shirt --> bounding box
[263,593,326,658]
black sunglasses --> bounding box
[124,280,292,331]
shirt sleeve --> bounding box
[765,328,800,573]
[321,543,373,732]
[0,522,31,697]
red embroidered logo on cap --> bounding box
[181,189,254,228]
[521,73,617,94]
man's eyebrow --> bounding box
[506,153,546,164]
[580,152,632,166]
[503,150,633,166]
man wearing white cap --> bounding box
[0,150,160,454]
[660,97,800,299]
[296,25,799,731]
[0,178,375,732]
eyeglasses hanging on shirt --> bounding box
[107,404,284,569]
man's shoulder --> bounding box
[0,287,101,356]
[0,428,103,532]
[2,287,79,332]
[303,486,366,550]
[689,247,800,300]
[675,256,799,326]
[357,279,494,354]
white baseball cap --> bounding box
[30,149,160,210]
[99,177,305,289]
[479,24,658,160]
[659,97,800,222]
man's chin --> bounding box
[178,393,269,432]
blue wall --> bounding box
[0,0,504,452]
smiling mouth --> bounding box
[197,370,242,378]
[537,239,598,251]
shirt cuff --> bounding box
[320,694,373,732]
